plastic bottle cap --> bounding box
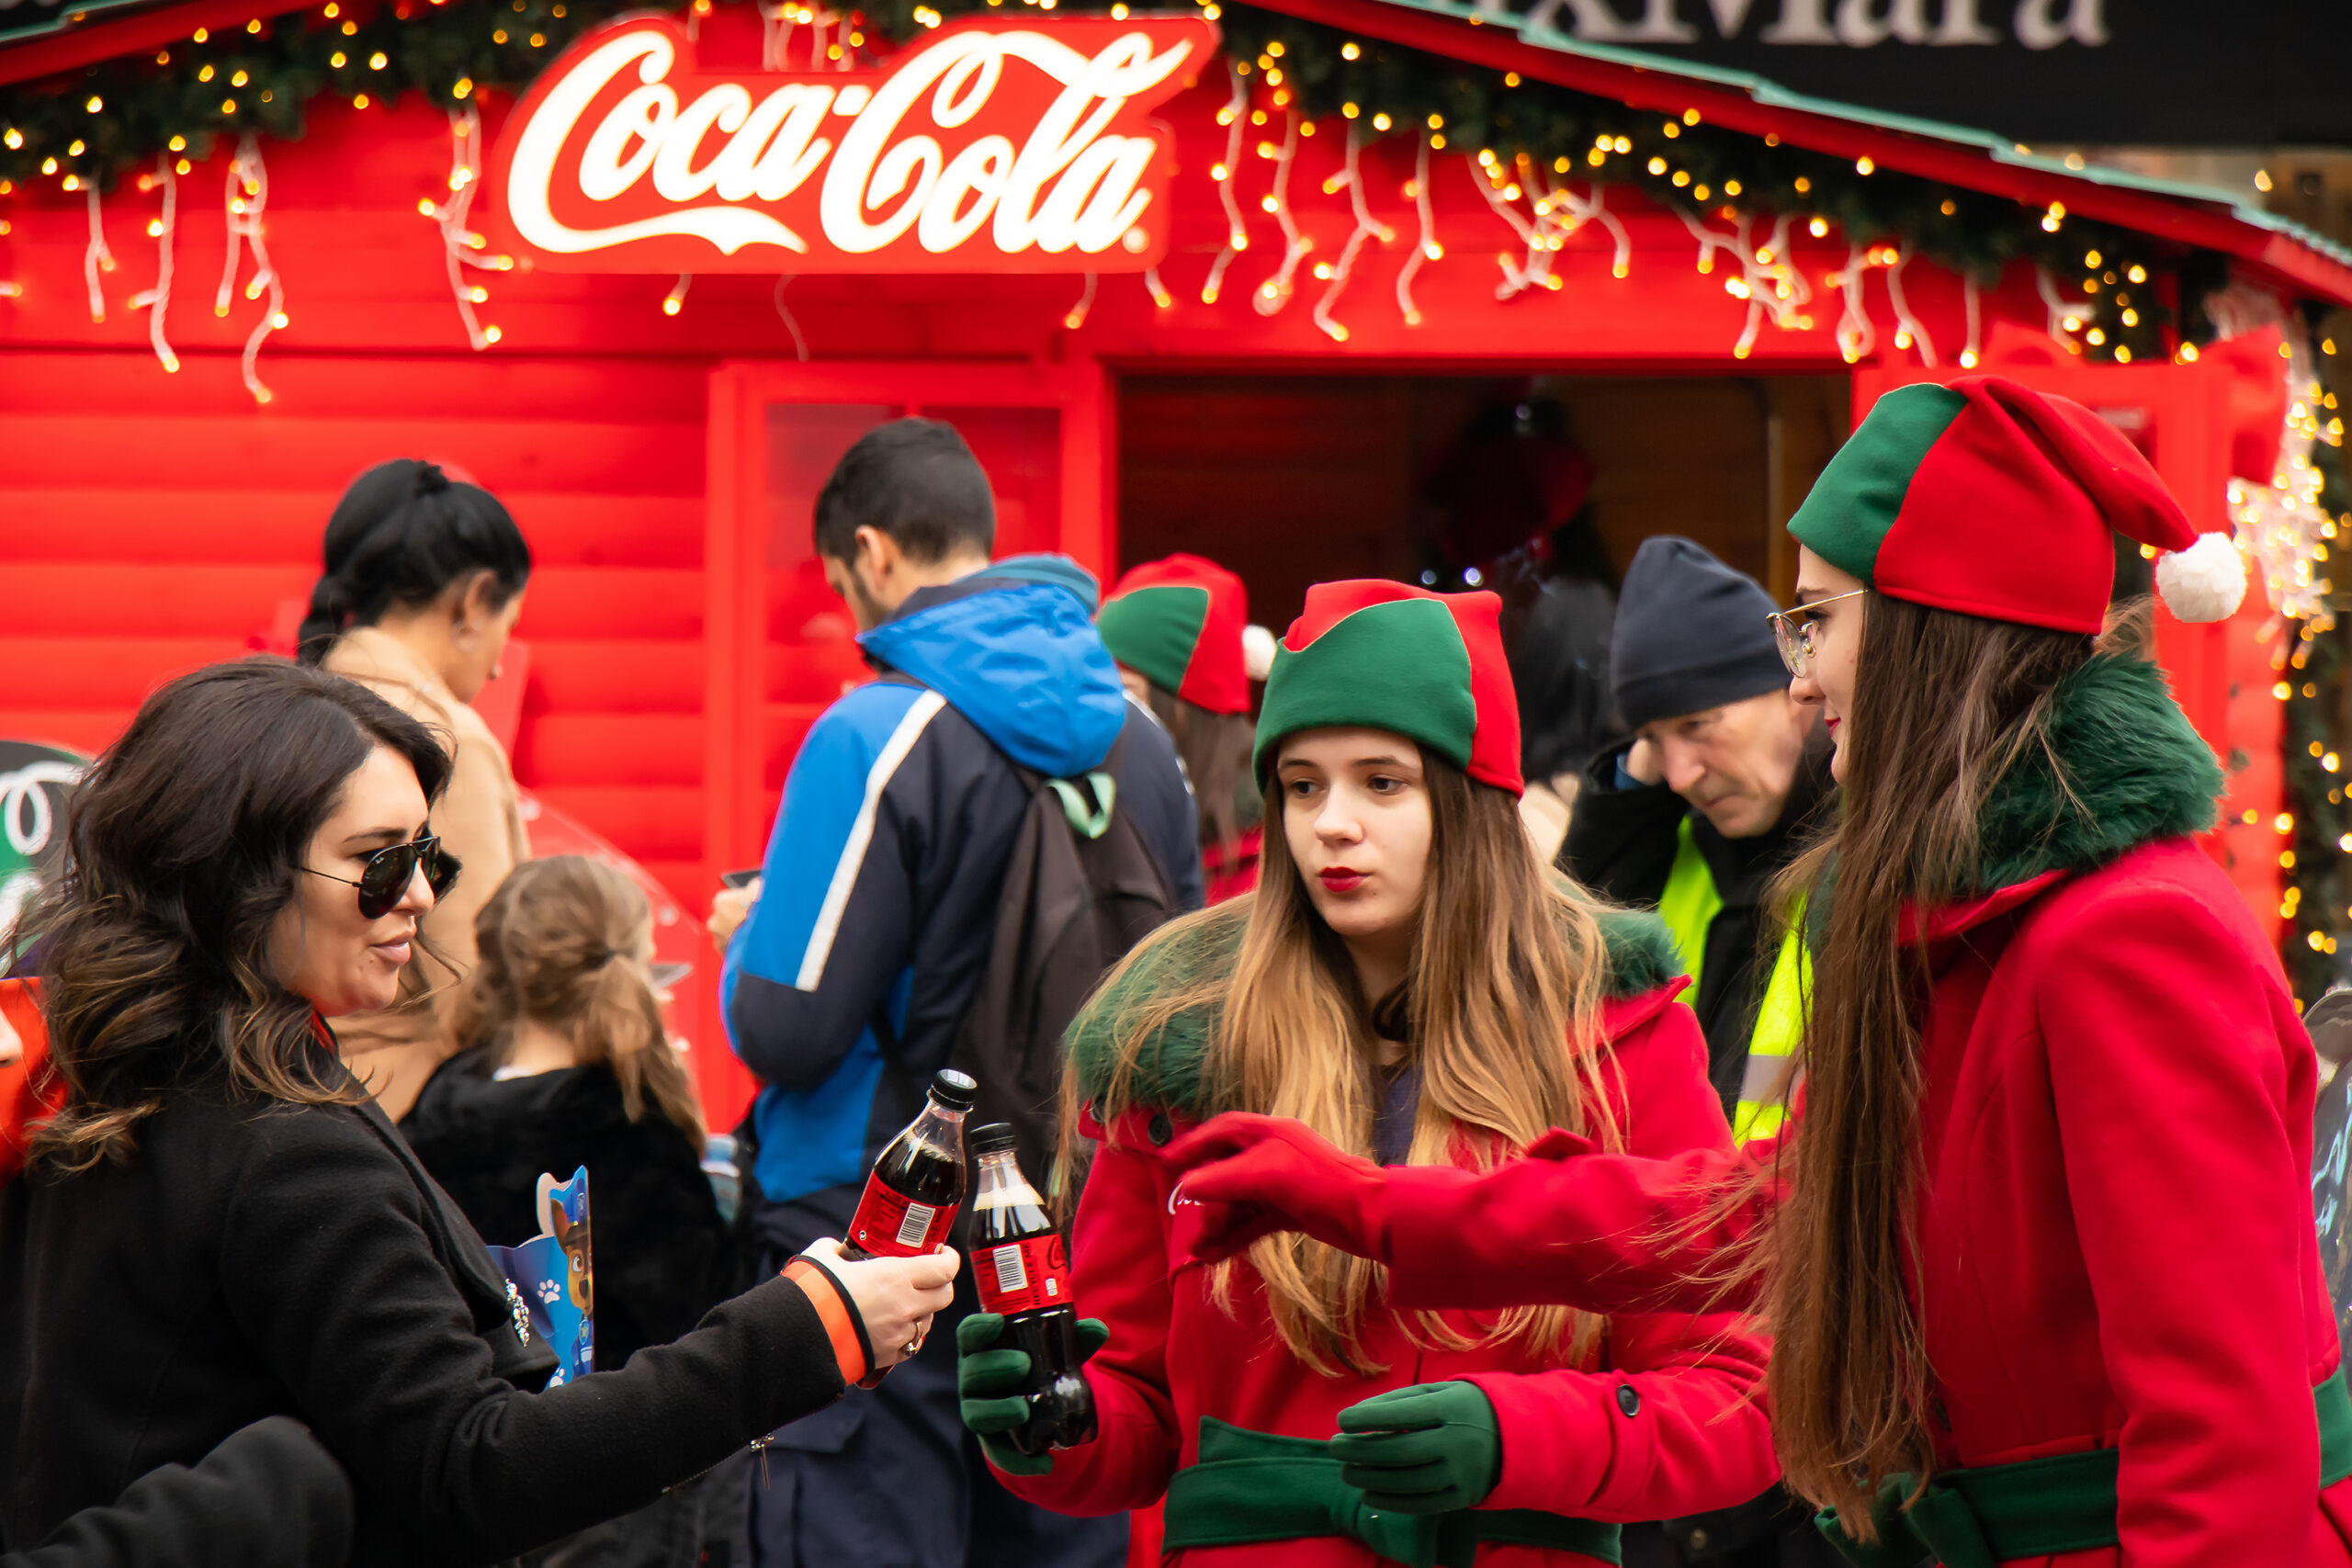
[969,1122,1017,1156]
[931,1069,978,1111]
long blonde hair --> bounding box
[450,855,705,1150]
[1075,745,1622,1374]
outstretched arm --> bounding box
[1161,1014,1787,1319]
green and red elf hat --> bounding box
[1097,554,1251,716]
[1789,374,2245,631]
[1253,581,1523,796]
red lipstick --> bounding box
[1317,868,1368,893]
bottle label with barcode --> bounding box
[847,1173,957,1258]
[975,1235,1071,1316]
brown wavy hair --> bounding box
[20,659,452,1174]
[1754,591,2099,1525]
[1075,743,1623,1374]
[448,855,705,1149]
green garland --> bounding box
[0,0,2227,361]
[2285,321,2350,1004]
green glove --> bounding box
[1330,1381,1501,1516]
[956,1313,1111,1477]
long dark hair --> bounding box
[20,659,453,1173]
[298,459,532,663]
[1759,592,2097,1518]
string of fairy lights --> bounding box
[0,0,2240,389]
[2,0,2346,986]
[2264,317,2352,1001]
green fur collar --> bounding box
[1066,897,1680,1115]
[1962,652,2221,895]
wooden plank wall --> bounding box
[0,344,713,984]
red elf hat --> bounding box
[1253,581,1522,796]
[1789,374,2245,632]
[1097,554,1250,716]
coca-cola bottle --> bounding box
[843,1069,975,1260]
[968,1122,1097,1454]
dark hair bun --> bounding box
[295,458,532,665]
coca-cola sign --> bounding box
[488,13,1217,273]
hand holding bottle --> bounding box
[800,1237,959,1371]
[958,1313,1110,1475]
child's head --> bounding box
[456,855,703,1146]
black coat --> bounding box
[0,1071,842,1568]
[2,1416,352,1568]
[400,1053,740,1371]
[1558,727,1835,1116]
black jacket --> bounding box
[0,1073,842,1568]
[1559,727,1835,1115]
[401,1054,739,1371]
[2,1416,352,1568]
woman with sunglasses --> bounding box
[1161,377,2351,1568]
[300,457,537,1120]
[0,659,957,1566]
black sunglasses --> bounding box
[305,836,461,919]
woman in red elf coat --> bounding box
[1164,378,2352,1568]
[956,581,1780,1568]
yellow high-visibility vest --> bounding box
[1657,818,1804,1144]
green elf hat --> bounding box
[1253,581,1522,795]
[1789,374,2245,633]
[1097,554,1250,716]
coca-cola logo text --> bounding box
[489,15,1216,272]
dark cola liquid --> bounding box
[875,1126,966,1206]
[971,1141,1095,1454]
[842,1073,971,1261]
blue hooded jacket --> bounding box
[720,559,1204,1207]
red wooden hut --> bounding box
[4,0,2349,1121]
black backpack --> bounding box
[944,727,1181,1186]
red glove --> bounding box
[1156,1113,1395,1267]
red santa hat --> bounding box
[1254,581,1522,795]
[1788,374,2245,632]
[1096,554,1252,716]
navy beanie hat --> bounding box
[1610,536,1790,732]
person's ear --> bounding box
[453,570,501,638]
[854,525,899,587]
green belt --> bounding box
[1163,1417,1623,1567]
[1817,1368,2352,1568]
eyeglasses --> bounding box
[304,835,461,919]
[1768,590,1866,678]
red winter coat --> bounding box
[1373,839,2352,1567]
[999,909,1781,1568]
[1312,659,2352,1568]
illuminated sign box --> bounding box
[489,14,1219,273]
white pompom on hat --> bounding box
[1241,623,1278,682]
[2153,531,2248,624]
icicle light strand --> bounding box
[1202,63,1250,306]
[421,107,505,351]
[1310,123,1389,344]
[130,155,177,372]
[83,186,113,322]
[774,274,809,360]
[214,136,283,403]
[1394,135,1438,327]
[1252,111,1306,317]
[1062,270,1097,330]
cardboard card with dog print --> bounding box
[488,1166,594,1384]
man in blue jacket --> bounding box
[717,417,1202,1568]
